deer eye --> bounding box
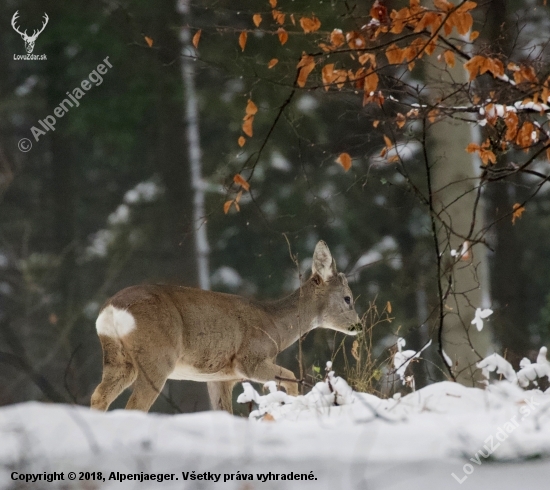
[344,296,351,305]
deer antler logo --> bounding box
[11,11,49,54]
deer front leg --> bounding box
[248,360,299,396]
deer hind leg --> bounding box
[91,336,137,411]
[125,355,175,412]
[207,381,236,413]
[248,361,299,396]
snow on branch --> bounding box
[237,362,354,420]
[393,338,432,385]
[477,347,550,388]
[477,353,518,384]
[517,347,550,388]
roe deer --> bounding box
[90,241,360,413]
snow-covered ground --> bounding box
[1,365,550,489]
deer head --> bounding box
[309,240,361,334]
[11,11,49,54]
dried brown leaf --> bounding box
[234,174,250,191]
[239,31,248,51]
[300,16,321,33]
[512,203,525,224]
[297,54,315,88]
[277,27,288,45]
[272,10,285,25]
[192,30,201,48]
[335,152,352,171]
[444,50,455,68]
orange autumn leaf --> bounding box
[359,53,376,66]
[272,10,285,25]
[414,11,443,33]
[464,56,504,81]
[434,0,454,11]
[364,70,379,94]
[444,50,455,67]
[466,140,496,165]
[297,53,315,88]
[238,136,246,147]
[516,121,536,148]
[268,58,279,69]
[192,30,201,49]
[504,111,519,141]
[512,203,525,224]
[513,65,537,85]
[234,174,250,191]
[245,99,258,116]
[242,100,258,137]
[224,200,233,214]
[322,63,335,90]
[235,190,243,203]
[322,65,347,90]
[386,44,404,65]
[330,29,345,47]
[269,0,277,7]
[464,56,486,81]
[370,0,388,22]
[335,152,352,171]
[300,16,321,33]
[242,116,254,137]
[383,135,392,148]
[253,14,262,27]
[346,31,366,50]
[144,36,153,47]
[239,31,248,51]
[277,27,288,45]
[373,120,380,128]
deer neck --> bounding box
[260,285,318,352]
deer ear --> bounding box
[312,241,336,283]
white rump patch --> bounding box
[96,305,136,337]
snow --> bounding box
[393,338,432,384]
[517,347,550,387]
[477,353,518,384]
[2,365,550,488]
[470,307,493,332]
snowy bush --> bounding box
[237,361,354,420]
[477,346,550,390]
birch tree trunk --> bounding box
[427,60,492,385]
[177,0,210,291]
